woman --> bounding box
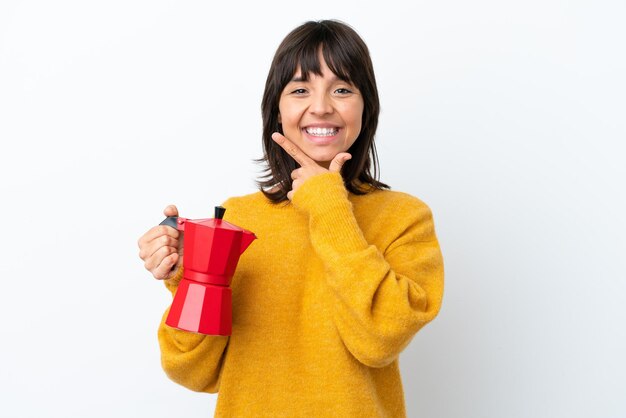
[138,20,444,418]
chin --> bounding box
[308,151,336,164]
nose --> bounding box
[308,92,333,116]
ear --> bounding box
[277,113,282,124]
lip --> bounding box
[302,127,340,145]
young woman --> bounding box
[138,20,444,418]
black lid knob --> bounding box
[214,206,226,220]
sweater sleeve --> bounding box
[157,249,230,393]
[291,172,444,368]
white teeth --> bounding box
[305,127,338,136]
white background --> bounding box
[1,1,625,417]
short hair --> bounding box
[255,20,389,203]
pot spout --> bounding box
[240,230,257,255]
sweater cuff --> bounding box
[164,264,184,295]
[291,172,369,256]
[291,171,346,206]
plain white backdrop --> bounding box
[1,1,625,417]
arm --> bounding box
[157,257,230,393]
[291,172,444,368]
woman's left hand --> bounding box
[271,132,352,200]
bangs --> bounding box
[294,43,353,83]
[279,30,356,85]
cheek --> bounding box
[278,104,298,128]
[345,99,364,125]
[348,105,364,134]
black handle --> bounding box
[160,216,179,228]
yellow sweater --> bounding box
[158,172,444,417]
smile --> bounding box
[304,127,339,137]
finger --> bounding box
[137,225,180,251]
[144,245,177,271]
[139,233,179,260]
[138,225,179,249]
[147,234,179,258]
[292,178,303,191]
[291,168,301,180]
[271,132,317,167]
[329,153,352,173]
[138,204,180,248]
[163,204,179,217]
[152,252,180,280]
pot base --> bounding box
[165,278,232,335]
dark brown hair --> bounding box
[255,20,389,203]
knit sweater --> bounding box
[158,171,444,418]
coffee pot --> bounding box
[160,206,256,335]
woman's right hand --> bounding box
[138,205,184,280]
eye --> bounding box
[291,88,307,95]
[335,88,353,95]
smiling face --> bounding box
[278,54,364,169]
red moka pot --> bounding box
[160,206,256,335]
